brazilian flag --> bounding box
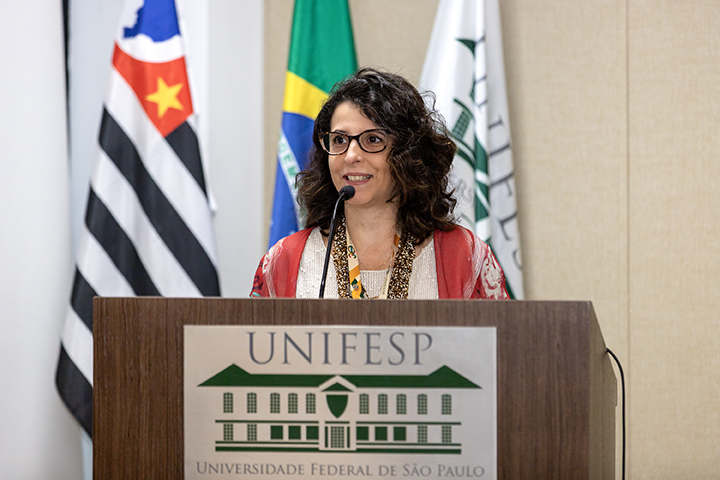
[268,0,358,247]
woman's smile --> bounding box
[344,174,372,182]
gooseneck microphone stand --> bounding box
[318,186,355,298]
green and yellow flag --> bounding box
[268,0,357,246]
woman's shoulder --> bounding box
[264,227,317,268]
[269,227,315,253]
[252,227,317,298]
[433,224,485,250]
[433,224,508,299]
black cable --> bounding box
[606,348,626,480]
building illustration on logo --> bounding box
[199,365,481,454]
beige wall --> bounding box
[628,2,720,478]
[264,1,720,478]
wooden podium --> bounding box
[93,298,616,479]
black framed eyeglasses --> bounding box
[320,129,390,155]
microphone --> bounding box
[319,186,355,298]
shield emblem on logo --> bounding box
[323,382,352,418]
[326,394,349,418]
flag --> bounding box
[55,0,220,436]
[268,0,357,247]
[420,0,524,299]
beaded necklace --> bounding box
[332,216,415,299]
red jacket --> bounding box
[251,225,509,300]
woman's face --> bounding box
[327,102,396,211]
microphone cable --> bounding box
[606,348,626,480]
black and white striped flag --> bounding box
[56,0,220,436]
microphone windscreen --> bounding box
[338,185,355,200]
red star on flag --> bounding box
[112,44,194,136]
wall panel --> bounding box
[501,0,629,361]
[628,1,720,478]
[501,3,628,478]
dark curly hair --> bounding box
[297,68,457,244]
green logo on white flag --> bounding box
[421,0,524,299]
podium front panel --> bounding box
[93,298,615,479]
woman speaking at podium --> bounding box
[252,68,508,300]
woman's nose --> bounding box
[344,138,364,162]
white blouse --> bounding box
[296,228,439,299]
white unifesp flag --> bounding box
[420,0,524,299]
